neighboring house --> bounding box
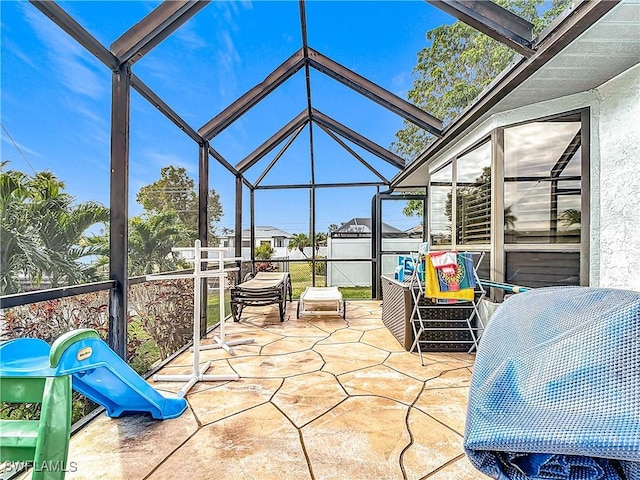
[221,226,292,260]
[392,1,640,291]
[330,217,408,238]
[404,224,423,237]
[328,218,422,287]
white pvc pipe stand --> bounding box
[147,240,253,397]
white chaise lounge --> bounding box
[296,286,346,319]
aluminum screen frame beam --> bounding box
[315,123,390,184]
[131,73,201,143]
[255,124,306,187]
[108,64,131,360]
[299,1,317,283]
[236,111,309,173]
[110,0,210,66]
[199,50,306,140]
[311,109,405,169]
[198,141,209,335]
[426,0,535,57]
[255,182,386,190]
[207,146,242,178]
[307,47,443,137]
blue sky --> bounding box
[1,1,452,235]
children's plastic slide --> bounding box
[0,329,187,420]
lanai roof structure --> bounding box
[23,0,595,358]
[2,2,639,478]
[4,0,638,356]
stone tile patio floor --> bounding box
[64,301,488,479]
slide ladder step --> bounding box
[0,420,39,460]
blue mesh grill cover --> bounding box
[464,287,640,480]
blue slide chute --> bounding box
[0,329,187,420]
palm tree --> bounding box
[504,205,518,230]
[128,212,191,275]
[1,166,111,293]
[39,200,109,287]
[314,232,328,254]
[0,167,51,294]
[559,208,581,228]
[288,233,311,259]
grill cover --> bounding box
[464,287,640,480]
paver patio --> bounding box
[59,301,486,479]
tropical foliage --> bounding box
[127,212,191,275]
[288,233,311,258]
[136,166,222,245]
[254,242,275,260]
[1,163,109,295]
[254,242,277,272]
[315,232,328,248]
[287,232,328,259]
[392,0,571,159]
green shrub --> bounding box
[1,280,194,424]
[254,243,274,260]
[128,279,193,361]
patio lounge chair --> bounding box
[465,286,640,480]
[296,286,346,319]
[230,271,292,322]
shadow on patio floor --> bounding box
[60,301,487,479]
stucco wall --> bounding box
[594,64,640,291]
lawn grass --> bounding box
[207,291,230,326]
[289,262,372,299]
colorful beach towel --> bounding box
[436,252,477,292]
[425,254,474,302]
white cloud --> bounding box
[21,3,105,100]
[3,37,37,69]
[68,101,105,126]
[1,134,40,158]
[392,71,411,98]
[216,30,241,98]
[217,30,242,71]
[0,132,43,174]
[173,23,207,51]
[143,150,197,176]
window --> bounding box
[429,164,452,246]
[456,141,491,245]
[424,110,587,289]
[504,120,581,244]
[503,114,585,288]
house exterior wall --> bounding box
[419,63,640,292]
[594,64,640,291]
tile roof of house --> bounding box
[333,217,406,236]
[240,226,293,238]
